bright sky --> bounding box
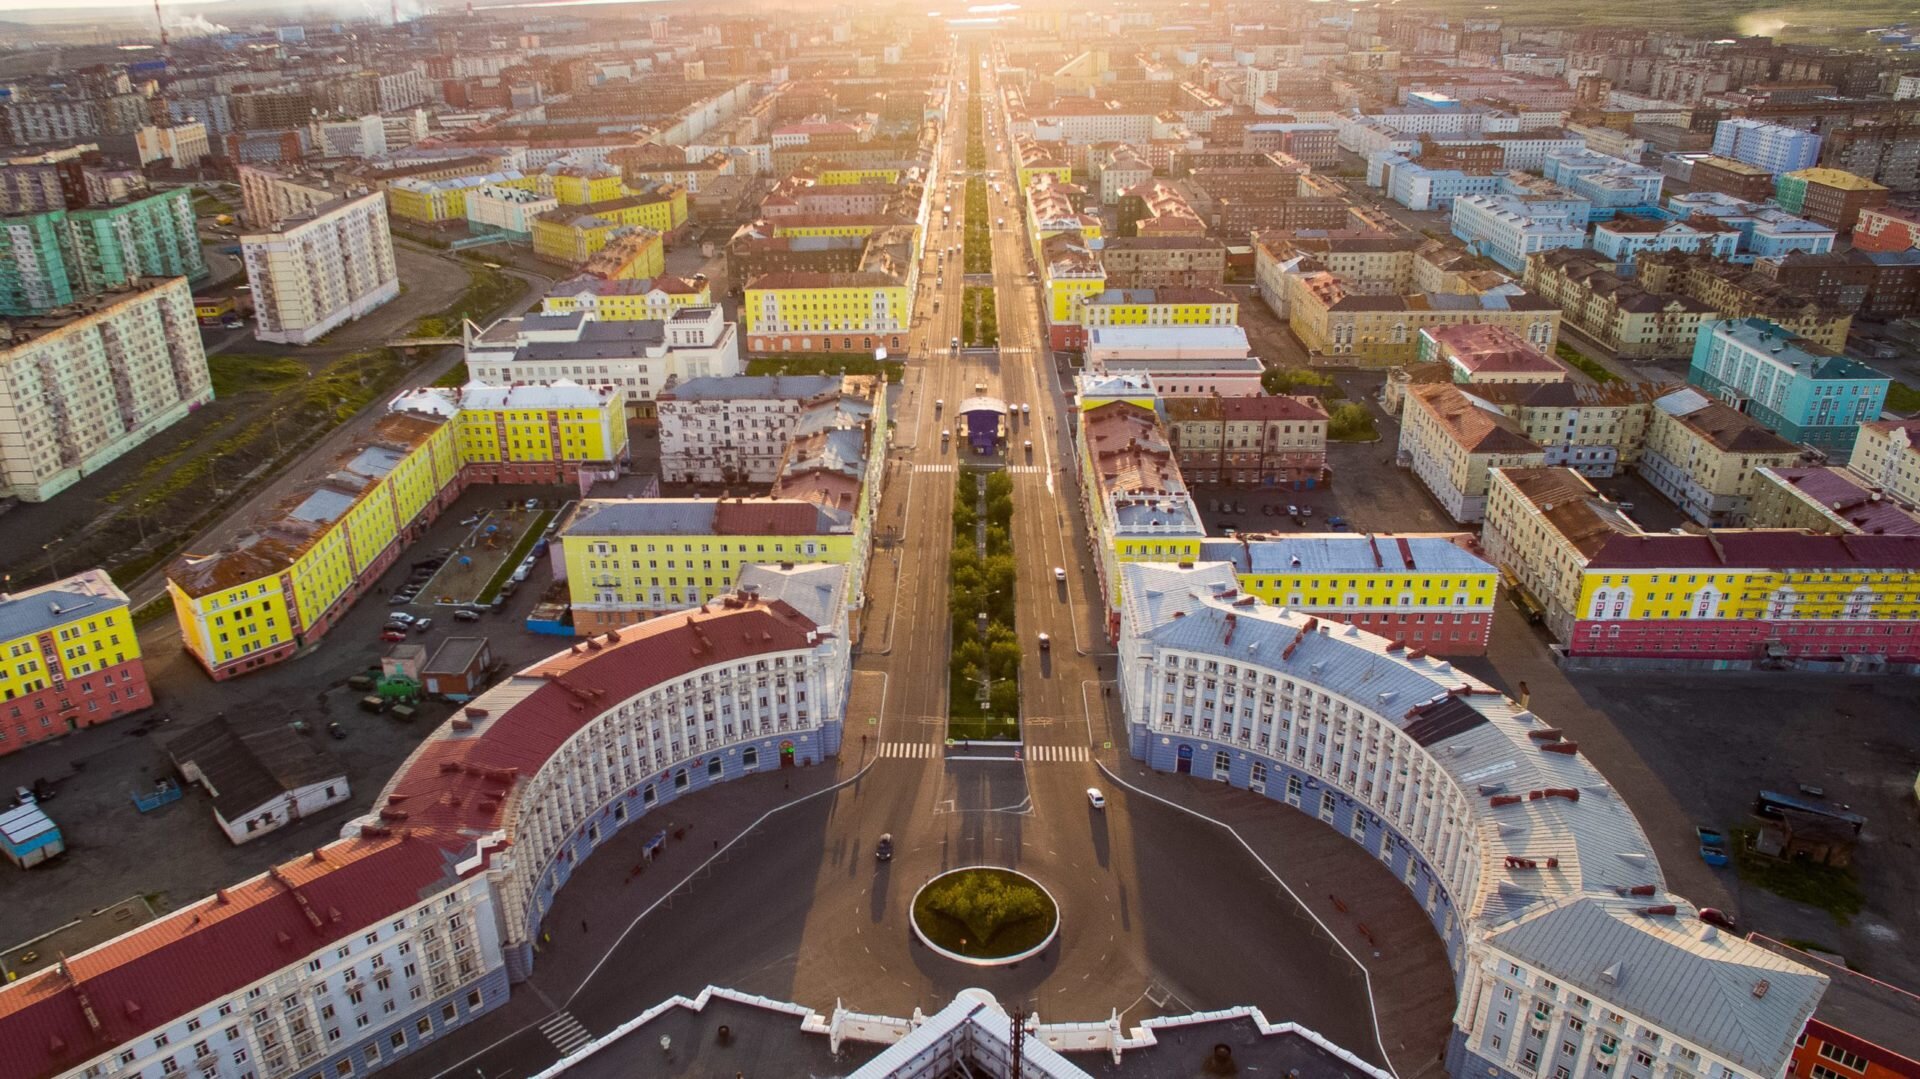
[0,0,231,11]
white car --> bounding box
[1021,403,1030,416]
[1037,632,1051,650]
[1086,788,1106,810]
[941,429,951,442]
[1054,566,1066,582]
[388,611,417,626]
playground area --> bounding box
[418,501,558,606]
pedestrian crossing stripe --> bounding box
[914,464,957,473]
[1006,465,1045,474]
[539,1011,593,1056]
[1022,745,1090,762]
[879,741,939,757]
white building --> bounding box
[657,374,873,484]
[241,192,401,345]
[0,276,212,502]
[1116,561,1828,1079]
[464,304,741,418]
[1449,194,1589,273]
[133,121,210,168]
[1592,218,1740,268]
[166,717,352,845]
[465,184,558,238]
[1711,118,1821,174]
[309,114,388,158]
[237,163,357,229]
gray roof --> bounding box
[1487,897,1827,1075]
[735,563,846,629]
[0,569,128,643]
[164,718,347,821]
[1118,561,1826,1073]
[1196,535,1496,576]
[663,375,840,401]
[423,636,489,676]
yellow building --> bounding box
[1195,534,1497,655]
[816,166,901,185]
[559,498,858,632]
[1041,231,1106,337]
[387,172,535,224]
[451,381,630,469]
[532,211,622,265]
[769,216,894,241]
[546,165,626,207]
[1077,396,1206,608]
[167,386,628,681]
[579,228,665,281]
[743,271,909,354]
[0,569,150,754]
[1078,287,1238,330]
[1639,388,1801,526]
[1287,271,1564,367]
[1482,466,1920,662]
[540,274,712,320]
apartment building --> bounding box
[1712,118,1822,173]
[465,185,560,241]
[387,172,538,225]
[1484,466,1920,663]
[0,277,212,502]
[1449,194,1588,273]
[1398,383,1547,522]
[0,569,150,755]
[1075,393,1207,612]
[1689,318,1889,460]
[1773,168,1889,232]
[1162,394,1328,486]
[1634,251,1853,353]
[1286,269,1562,367]
[1192,533,1497,654]
[1689,155,1778,202]
[658,374,879,485]
[1099,236,1227,288]
[1590,217,1739,269]
[1523,250,1714,360]
[237,163,349,228]
[1850,418,1920,507]
[539,274,710,321]
[742,271,909,355]
[464,304,741,419]
[1851,204,1920,252]
[1748,465,1920,536]
[240,192,400,346]
[1059,287,1238,351]
[0,187,207,315]
[1640,388,1803,526]
[1417,323,1569,388]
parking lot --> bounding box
[0,481,586,949]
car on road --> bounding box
[1023,439,1032,455]
[974,382,985,393]
[1038,632,1051,650]
[1054,566,1066,582]
[996,217,1004,226]
[941,428,951,443]
[875,834,893,861]
[1086,788,1106,810]
[453,609,482,622]
[951,336,960,349]
[1020,403,1029,416]
[934,398,944,412]
[380,630,407,642]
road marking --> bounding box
[1024,744,1089,762]
[880,741,938,758]
[538,1011,593,1056]
[1005,465,1045,474]
[913,464,957,473]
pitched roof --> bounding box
[164,718,347,821]
[1408,385,1543,454]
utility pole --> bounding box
[1008,1005,1025,1079]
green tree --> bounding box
[1327,403,1378,441]
[989,681,1020,717]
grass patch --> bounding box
[948,470,1019,740]
[130,594,173,626]
[960,286,998,348]
[964,177,993,275]
[1730,827,1864,925]
[1885,380,1920,415]
[1261,366,1345,400]
[745,354,906,380]
[1556,342,1619,384]
[207,353,306,397]
[912,867,1056,959]
[408,263,521,339]
[476,510,554,604]
[434,361,470,388]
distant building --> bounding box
[1851,204,1920,252]
[464,305,741,419]
[0,187,207,315]
[1162,394,1328,486]
[1712,118,1822,173]
[240,191,400,345]
[1851,418,1920,508]
[1773,168,1889,232]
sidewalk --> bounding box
[1099,754,1454,1079]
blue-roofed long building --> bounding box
[1688,318,1891,460]
[1117,562,1828,1079]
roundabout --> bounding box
[910,866,1060,966]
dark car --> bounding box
[875,833,893,861]
[453,609,482,622]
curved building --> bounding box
[0,590,844,1079]
[1116,562,1827,1079]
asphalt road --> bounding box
[411,54,1384,1079]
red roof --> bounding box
[0,598,822,1079]
[1587,531,1920,571]
[712,499,825,535]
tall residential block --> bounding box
[241,192,400,345]
[0,569,151,755]
[0,277,213,502]
[0,188,207,315]
[1711,118,1822,174]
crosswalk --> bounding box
[539,1011,594,1057]
[914,463,957,473]
[875,741,1089,762]
[1005,465,1046,474]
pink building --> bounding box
[0,570,152,755]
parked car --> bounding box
[327,722,346,740]
[389,612,416,625]
[412,618,434,633]
[380,630,407,642]
[389,593,412,605]
[523,498,540,511]
[384,622,410,634]
[1086,788,1106,809]
[453,609,483,622]
[1020,403,1030,416]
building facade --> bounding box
[1162,394,1329,486]
[1639,388,1803,526]
[1398,383,1547,522]
[0,277,213,502]
[0,569,150,756]
[1689,319,1890,461]
[240,193,401,346]
[464,305,742,419]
